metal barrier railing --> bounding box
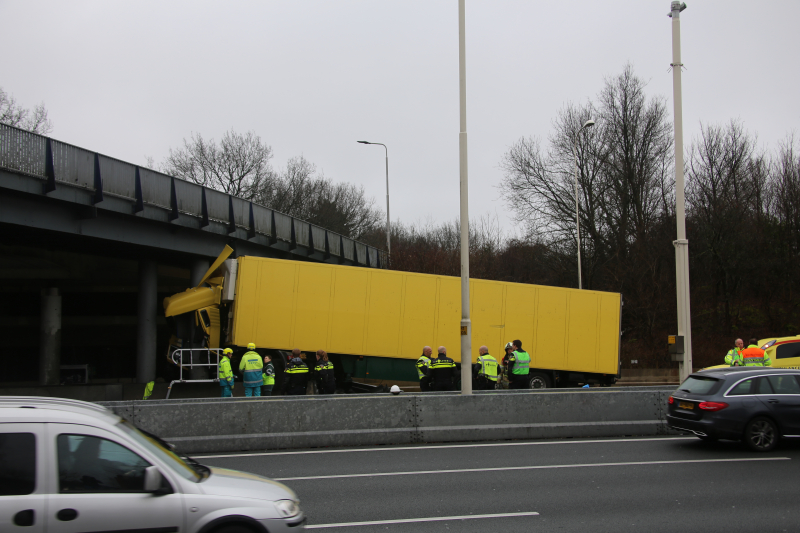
[0,122,389,268]
[166,348,221,399]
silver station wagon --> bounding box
[667,367,800,451]
[0,397,305,532]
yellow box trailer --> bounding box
[164,246,622,388]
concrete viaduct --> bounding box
[0,123,386,395]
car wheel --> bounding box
[744,417,778,452]
[528,372,551,389]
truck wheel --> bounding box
[528,372,551,389]
[744,417,778,452]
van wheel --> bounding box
[528,373,551,389]
[744,417,778,452]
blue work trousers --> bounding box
[244,385,261,397]
[220,384,233,397]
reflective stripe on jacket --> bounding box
[510,351,530,375]
[428,356,456,383]
[477,354,499,381]
[218,356,233,384]
[416,356,431,380]
[239,351,263,385]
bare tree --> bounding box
[0,86,53,135]
[162,130,275,200]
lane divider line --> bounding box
[194,436,695,459]
[274,456,790,481]
[305,511,541,529]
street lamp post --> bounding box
[669,1,693,382]
[572,119,594,290]
[458,0,472,395]
[357,141,391,260]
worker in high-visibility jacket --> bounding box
[427,346,456,391]
[416,346,433,392]
[314,350,336,394]
[219,348,234,397]
[724,338,745,366]
[508,339,531,389]
[473,345,498,390]
[262,355,275,396]
[239,343,263,397]
[284,349,310,395]
[734,339,772,367]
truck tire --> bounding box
[528,372,551,389]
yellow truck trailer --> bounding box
[164,246,622,388]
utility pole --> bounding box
[458,0,472,394]
[669,1,693,382]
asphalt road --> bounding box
[195,436,800,532]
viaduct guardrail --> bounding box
[0,123,387,267]
[100,388,678,453]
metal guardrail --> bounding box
[0,122,387,268]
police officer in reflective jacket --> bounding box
[239,343,263,397]
[284,349,310,395]
[262,355,275,396]
[416,346,433,392]
[427,346,456,391]
[314,350,336,394]
[507,339,531,389]
[473,345,498,390]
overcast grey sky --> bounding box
[2,1,798,236]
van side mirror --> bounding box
[143,466,163,493]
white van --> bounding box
[0,397,305,532]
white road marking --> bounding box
[305,512,540,529]
[274,456,790,481]
[193,436,694,459]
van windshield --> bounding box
[117,421,201,482]
[676,375,721,396]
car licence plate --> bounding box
[679,401,694,410]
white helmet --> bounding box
[505,342,514,350]
[390,385,401,395]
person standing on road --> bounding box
[314,350,336,394]
[428,346,456,391]
[239,343,263,397]
[262,355,275,396]
[416,346,433,392]
[284,350,310,395]
[219,348,234,397]
[473,345,498,390]
[500,341,514,389]
[508,340,531,389]
[724,338,745,366]
[734,339,772,367]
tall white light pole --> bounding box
[357,141,391,260]
[669,1,693,382]
[458,0,472,394]
[572,119,594,290]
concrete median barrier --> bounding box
[100,387,677,454]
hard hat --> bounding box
[505,342,513,350]
[390,385,401,395]
[247,343,256,350]
[223,348,233,355]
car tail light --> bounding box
[668,396,674,404]
[698,401,728,411]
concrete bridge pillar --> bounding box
[39,288,61,386]
[136,260,158,384]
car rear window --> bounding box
[677,375,721,395]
